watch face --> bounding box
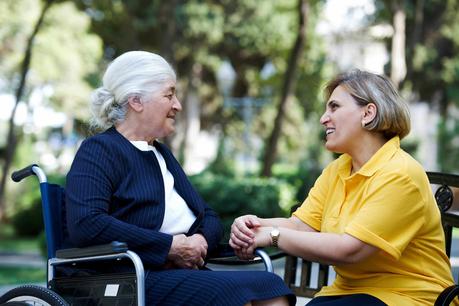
[271,228,280,237]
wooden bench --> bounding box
[283,171,459,305]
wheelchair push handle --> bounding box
[11,164,47,183]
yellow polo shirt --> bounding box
[293,136,455,305]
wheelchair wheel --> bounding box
[0,285,68,306]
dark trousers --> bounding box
[307,294,387,306]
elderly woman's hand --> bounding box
[188,233,208,259]
[229,214,261,250]
[168,234,207,269]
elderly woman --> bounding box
[65,51,295,306]
[230,70,456,305]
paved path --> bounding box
[0,251,45,268]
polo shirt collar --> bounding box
[338,136,400,178]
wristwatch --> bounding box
[270,227,280,248]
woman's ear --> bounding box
[128,96,143,112]
[362,103,377,125]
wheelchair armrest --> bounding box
[55,241,128,259]
[206,243,286,273]
[435,285,459,306]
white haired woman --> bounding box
[230,70,456,305]
[65,51,295,306]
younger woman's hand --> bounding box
[229,215,261,250]
[232,226,273,260]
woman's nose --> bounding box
[173,97,182,112]
[320,112,329,125]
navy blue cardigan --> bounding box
[65,127,223,268]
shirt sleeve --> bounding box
[345,171,425,260]
[292,167,331,231]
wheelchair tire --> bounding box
[0,285,68,306]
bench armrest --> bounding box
[207,243,286,272]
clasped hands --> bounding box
[229,215,272,260]
[167,233,208,269]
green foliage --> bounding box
[0,0,103,120]
[189,172,294,239]
[35,1,103,119]
[272,160,322,205]
[72,0,327,147]
[372,0,459,173]
[8,171,41,217]
[11,198,43,237]
[7,166,65,237]
[204,142,237,178]
[0,234,39,254]
[437,118,459,173]
[0,0,39,79]
[400,138,420,159]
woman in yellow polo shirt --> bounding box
[229,69,456,305]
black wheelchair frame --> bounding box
[0,164,275,306]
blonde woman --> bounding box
[230,70,455,306]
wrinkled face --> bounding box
[319,85,366,154]
[141,79,182,139]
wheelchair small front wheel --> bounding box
[0,285,68,306]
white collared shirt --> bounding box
[131,141,197,235]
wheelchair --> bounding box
[0,164,276,306]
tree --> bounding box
[71,0,301,163]
[374,0,459,172]
[260,0,310,177]
[0,0,54,219]
[64,0,329,176]
[388,0,407,88]
[0,0,103,218]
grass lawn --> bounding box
[0,223,45,285]
[0,238,40,254]
[0,223,41,254]
[0,266,46,285]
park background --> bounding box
[1,0,459,288]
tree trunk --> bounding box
[404,0,424,89]
[0,0,53,220]
[260,0,308,177]
[182,63,203,173]
[390,0,407,89]
[160,0,178,150]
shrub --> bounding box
[11,198,43,237]
[189,173,294,239]
[273,160,322,204]
[9,172,65,238]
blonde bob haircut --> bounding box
[324,69,411,140]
